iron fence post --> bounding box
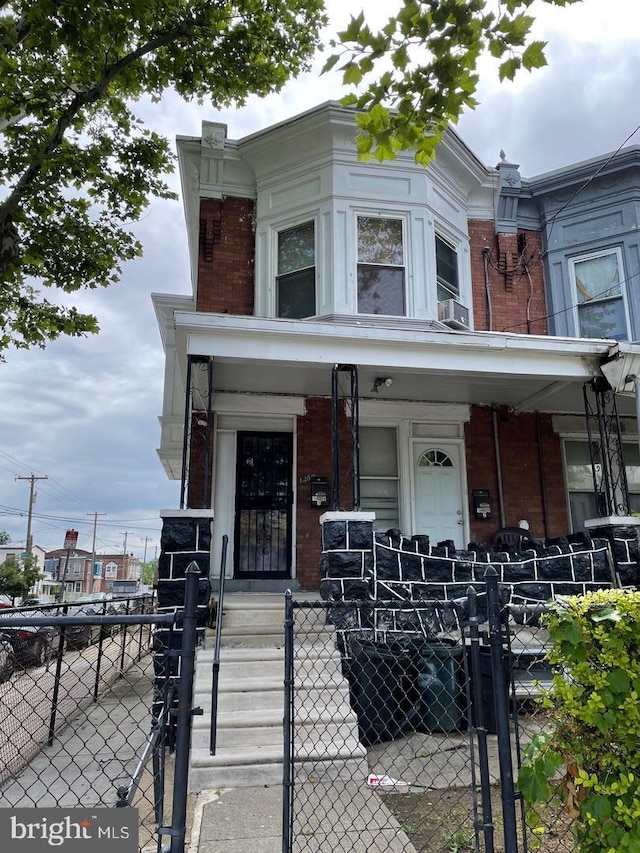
[92,600,107,702]
[282,591,294,853]
[47,605,68,747]
[169,562,201,853]
[466,586,495,853]
[485,567,519,853]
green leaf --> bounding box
[343,63,363,86]
[522,40,548,71]
[499,56,522,81]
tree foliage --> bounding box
[519,590,640,852]
[0,0,326,355]
[0,530,10,545]
[328,0,582,165]
[0,554,42,597]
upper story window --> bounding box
[436,235,459,302]
[569,248,628,340]
[276,221,315,319]
[357,216,405,315]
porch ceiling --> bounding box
[174,312,639,417]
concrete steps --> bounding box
[188,593,368,791]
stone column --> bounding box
[155,509,213,694]
[584,516,640,586]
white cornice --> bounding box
[172,312,612,381]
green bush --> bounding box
[519,589,640,852]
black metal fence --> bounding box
[284,578,575,853]
[0,573,202,853]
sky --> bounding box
[1,0,639,559]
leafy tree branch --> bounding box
[0,0,326,354]
[328,0,581,165]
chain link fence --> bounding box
[0,598,179,853]
[285,591,576,853]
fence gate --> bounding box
[283,585,549,853]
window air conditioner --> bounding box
[438,298,470,330]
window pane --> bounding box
[278,222,314,275]
[360,479,399,531]
[574,254,621,304]
[436,235,459,298]
[358,217,403,265]
[360,427,398,477]
[277,268,315,318]
[358,266,405,315]
[565,441,596,491]
[578,296,626,340]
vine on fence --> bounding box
[519,589,640,852]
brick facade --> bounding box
[469,222,547,336]
[197,197,255,315]
[465,405,568,545]
[295,398,354,590]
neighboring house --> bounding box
[95,554,141,594]
[45,548,92,595]
[153,102,640,591]
[0,544,53,597]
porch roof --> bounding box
[172,312,638,417]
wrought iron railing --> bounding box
[210,534,228,755]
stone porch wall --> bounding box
[319,513,640,640]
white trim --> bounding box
[585,516,640,528]
[177,312,612,383]
[320,511,376,523]
[358,400,470,423]
[212,393,306,416]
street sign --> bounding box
[63,529,79,550]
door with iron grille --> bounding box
[234,432,293,578]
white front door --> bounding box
[412,443,465,548]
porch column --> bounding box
[319,511,375,600]
[584,517,640,587]
[155,509,213,695]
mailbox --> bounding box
[472,489,493,520]
[310,477,329,508]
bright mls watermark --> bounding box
[0,808,138,851]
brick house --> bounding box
[153,103,640,592]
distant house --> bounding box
[95,554,141,594]
[153,102,640,592]
[44,548,92,596]
[1,544,53,597]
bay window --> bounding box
[276,221,315,319]
[357,216,405,316]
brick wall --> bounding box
[465,405,568,544]
[197,197,255,315]
[296,398,354,590]
[469,222,547,336]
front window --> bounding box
[436,235,459,302]
[276,221,315,319]
[570,249,627,340]
[359,426,400,530]
[565,440,640,530]
[357,217,405,315]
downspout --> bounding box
[482,247,493,331]
[535,413,549,538]
[492,405,506,527]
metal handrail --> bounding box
[210,534,228,755]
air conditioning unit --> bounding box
[438,298,470,330]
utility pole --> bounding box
[16,473,47,554]
[88,512,106,593]
[142,536,150,565]
[120,531,130,579]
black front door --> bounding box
[234,432,293,578]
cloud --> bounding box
[1,1,638,556]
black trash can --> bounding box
[348,639,420,746]
[413,640,464,733]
